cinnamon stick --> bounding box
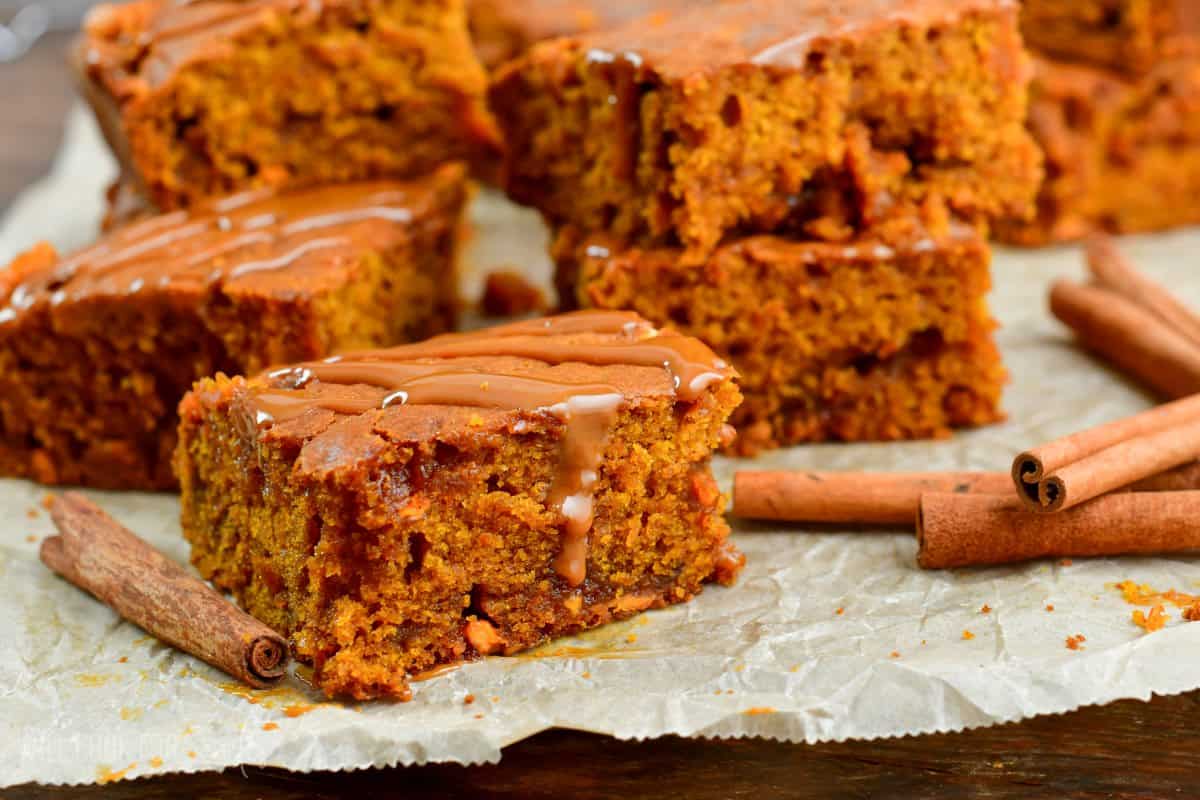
[1013,391,1200,512]
[734,464,1200,525]
[1087,235,1200,350]
[733,471,1012,525]
[1049,279,1200,400]
[917,491,1200,570]
[40,493,288,688]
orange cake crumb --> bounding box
[262,723,279,731]
[1066,634,1086,651]
[1132,605,1169,633]
[962,630,975,641]
[980,604,992,614]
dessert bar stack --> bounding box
[492,0,1042,454]
[999,0,1200,244]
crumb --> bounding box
[733,663,745,672]
[1115,580,1198,609]
[581,671,591,679]
[474,713,484,719]
[480,270,546,317]
[464,694,475,705]
[283,704,316,718]
[1066,634,1086,650]
[1184,601,1200,622]
[149,757,163,769]
[491,696,500,703]
[1059,559,1073,566]
[26,508,37,519]
[1045,604,1055,612]
[625,634,638,644]
[1132,605,1168,633]
[980,604,992,614]
[187,751,196,759]
[118,657,128,664]
[25,535,36,543]
[41,494,55,510]
[725,689,734,695]
[962,630,975,641]
[835,607,845,616]
[889,651,900,659]
[743,707,775,715]
[262,723,279,731]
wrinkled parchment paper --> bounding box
[4,107,1200,788]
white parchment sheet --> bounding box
[3,107,1200,787]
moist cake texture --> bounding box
[555,217,1005,455]
[79,0,499,210]
[0,165,467,490]
[998,56,1200,245]
[491,0,1041,263]
[1020,0,1200,76]
[176,311,744,700]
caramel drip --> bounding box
[0,182,428,318]
[250,312,732,587]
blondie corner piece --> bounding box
[77,0,499,210]
[0,165,467,490]
[176,312,744,701]
[554,218,1005,456]
[997,56,1200,246]
[491,0,1041,263]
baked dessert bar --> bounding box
[997,56,1200,245]
[491,0,1041,263]
[176,311,744,699]
[555,218,1005,455]
[0,165,467,490]
[1021,0,1199,76]
[78,0,499,210]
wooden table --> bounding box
[2,34,1195,800]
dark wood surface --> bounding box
[2,33,1196,800]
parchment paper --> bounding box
[4,106,1200,788]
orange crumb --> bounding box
[980,604,992,614]
[262,723,279,731]
[1066,634,1086,650]
[283,704,316,718]
[25,508,37,519]
[464,694,475,705]
[1132,605,1169,633]
[187,751,197,759]
[726,689,734,695]
[25,534,36,543]
[41,494,55,510]
[743,707,775,715]
[491,696,500,703]
[889,651,900,659]
[96,763,136,784]
[581,671,591,679]
[625,634,638,644]
[149,757,163,769]
[1184,602,1200,622]
[962,630,975,641]
[1115,581,1198,609]
[1045,604,1055,612]
[835,607,845,616]
[118,657,128,664]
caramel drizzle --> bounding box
[251,312,732,587]
[0,183,424,319]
